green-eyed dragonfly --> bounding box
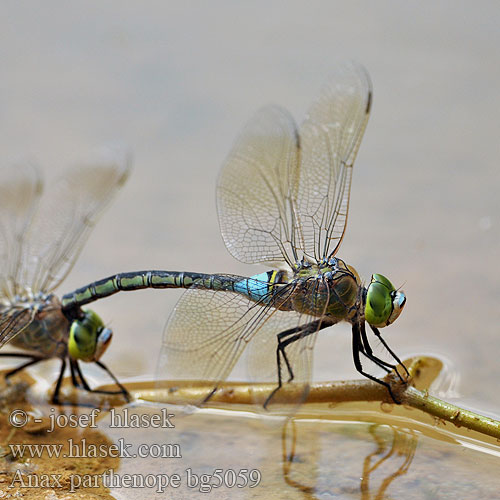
[0,154,133,403]
[63,62,408,409]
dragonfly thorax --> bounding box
[288,257,362,320]
[9,295,69,359]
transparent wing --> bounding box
[157,277,317,410]
[217,106,301,267]
[245,311,320,412]
[246,313,319,383]
[0,305,36,348]
[297,61,372,261]
[246,279,338,409]
[23,149,131,294]
[217,63,372,268]
[0,164,43,300]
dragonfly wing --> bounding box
[157,277,307,408]
[0,305,36,348]
[217,106,302,267]
[158,284,273,387]
[246,309,316,379]
[0,164,43,300]
[245,307,320,411]
[23,149,131,294]
[298,61,372,261]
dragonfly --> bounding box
[63,62,408,409]
[0,154,133,404]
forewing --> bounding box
[23,149,131,294]
[0,164,43,300]
[217,106,301,267]
[297,62,372,261]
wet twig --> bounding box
[129,356,500,441]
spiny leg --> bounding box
[358,326,393,373]
[262,334,294,409]
[0,352,44,359]
[279,320,326,382]
[51,358,67,405]
[201,386,218,404]
[71,359,130,401]
[69,359,78,387]
[94,360,131,402]
[352,324,400,404]
[62,357,130,403]
[68,359,130,401]
[0,353,129,405]
[0,352,45,380]
[53,358,129,406]
[51,360,100,408]
[69,358,91,390]
[264,319,330,409]
[359,323,406,382]
[200,285,300,406]
[369,325,410,378]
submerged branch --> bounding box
[132,356,500,441]
[401,385,500,440]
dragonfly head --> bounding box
[365,274,406,328]
[68,309,113,362]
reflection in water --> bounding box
[361,425,417,500]
[282,419,316,497]
[282,419,417,499]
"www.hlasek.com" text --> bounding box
[8,438,181,459]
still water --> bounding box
[1,2,499,498]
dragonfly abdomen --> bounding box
[62,271,247,310]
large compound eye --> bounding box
[68,309,112,362]
[387,290,406,325]
[365,274,404,328]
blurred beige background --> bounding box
[1,2,499,411]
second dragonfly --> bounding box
[62,62,407,408]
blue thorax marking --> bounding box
[234,272,272,303]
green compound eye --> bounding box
[365,274,406,328]
[68,309,112,362]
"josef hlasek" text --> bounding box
[47,407,175,433]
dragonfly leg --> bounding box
[67,360,130,402]
[264,319,328,409]
[69,359,78,387]
[359,323,397,374]
[369,325,410,379]
[52,358,129,405]
[93,360,131,402]
[0,352,44,359]
[263,349,291,409]
[277,332,296,385]
[70,358,91,390]
[0,354,45,380]
[51,358,67,405]
[201,386,218,404]
[0,353,129,404]
[352,324,400,404]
